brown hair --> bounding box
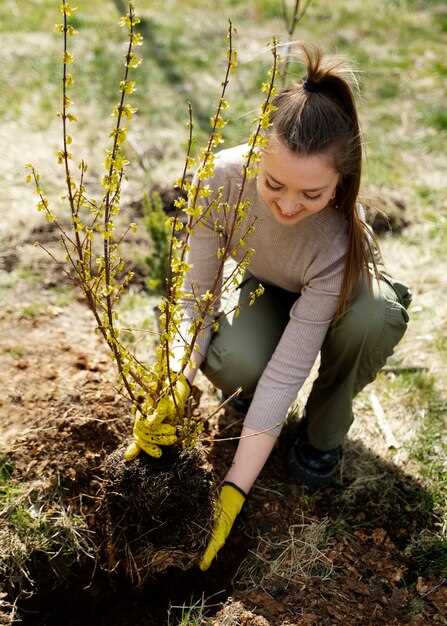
[269,43,381,319]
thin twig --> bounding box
[369,391,399,449]
[382,365,428,374]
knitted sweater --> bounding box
[174,143,352,437]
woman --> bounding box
[127,45,411,571]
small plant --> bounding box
[143,191,171,293]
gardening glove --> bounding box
[199,482,246,571]
[124,372,191,461]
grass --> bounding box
[405,530,447,578]
[0,454,94,587]
[167,593,213,626]
[19,303,46,319]
[4,345,25,359]
[234,517,334,592]
[2,0,445,203]
[363,370,447,577]
[48,284,74,307]
[409,376,447,513]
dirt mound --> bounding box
[102,445,215,586]
[9,380,129,496]
[211,600,271,625]
[362,191,410,235]
[127,178,191,220]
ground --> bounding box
[0,190,446,625]
[0,0,446,624]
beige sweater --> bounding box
[175,143,351,437]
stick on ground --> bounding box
[369,391,399,449]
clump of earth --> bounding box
[102,444,215,586]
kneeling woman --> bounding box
[130,45,411,570]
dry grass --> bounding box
[234,516,334,593]
[206,599,271,626]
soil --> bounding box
[102,445,215,585]
[361,191,410,235]
[0,199,444,626]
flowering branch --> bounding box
[26,3,281,453]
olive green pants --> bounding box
[200,272,411,451]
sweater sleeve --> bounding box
[170,160,232,371]
[242,235,348,438]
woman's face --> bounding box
[256,133,340,226]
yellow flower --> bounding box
[120,80,136,94]
[60,3,78,16]
[174,196,187,210]
[131,33,144,46]
[210,115,227,130]
[127,53,142,69]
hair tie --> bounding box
[303,78,319,93]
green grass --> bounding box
[0,0,117,33]
[409,376,447,511]
[0,455,93,584]
[167,593,209,626]
[371,371,447,576]
[405,531,447,578]
[4,345,26,359]
[48,285,74,307]
[424,107,447,132]
[20,303,45,319]
[2,0,444,216]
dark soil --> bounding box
[101,444,215,585]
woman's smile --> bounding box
[272,201,306,222]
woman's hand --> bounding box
[199,482,246,571]
[124,372,191,460]
[199,425,279,569]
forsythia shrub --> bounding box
[26,2,280,454]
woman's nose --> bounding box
[277,197,302,215]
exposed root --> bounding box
[100,444,216,586]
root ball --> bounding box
[102,444,215,585]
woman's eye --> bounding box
[265,179,282,191]
[265,178,322,200]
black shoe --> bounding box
[287,430,342,489]
[218,390,253,414]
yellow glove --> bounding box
[199,482,246,571]
[124,373,191,461]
